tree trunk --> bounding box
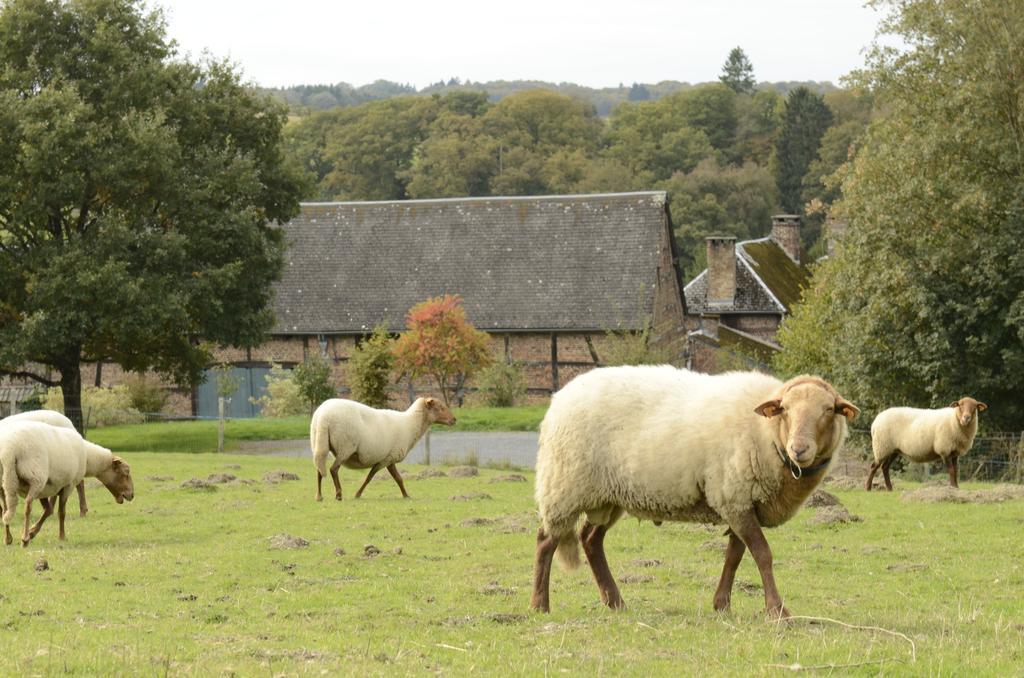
[59,358,85,434]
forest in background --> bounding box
[280,49,872,278]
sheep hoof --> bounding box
[713,597,731,612]
[80,509,88,518]
[21,539,29,548]
[766,605,792,621]
[4,534,11,546]
[316,496,323,502]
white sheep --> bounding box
[0,420,134,546]
[0,410,90,516]
[867,397,987,490]
[531,366,859,619]
[310,397,456,501]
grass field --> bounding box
[1,451,1022,675]
[87,404,548,454]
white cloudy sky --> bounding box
[158,0,887,89]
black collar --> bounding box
[774,443,831,480]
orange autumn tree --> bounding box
[392,295,491,407]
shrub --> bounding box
[347,325,395,409]
[601,325,673,366]
[475,361,527,407]
[43,385,144,428]
[123,373,170,418]
[293,353,337,415]
[251,364,306,417]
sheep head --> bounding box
[423,397,457,426]
[950,397,987,426]
[754,376,859,469]
[96,457,135,504]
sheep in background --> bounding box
[1,421,134,546]
[0,410,89,516]
[867,397,987,490]
[531,366,859,619]
[310,397,456,501]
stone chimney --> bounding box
[705,236,736,307]
[771,214,801,263]
[826,218,847,257]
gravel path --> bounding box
[233,431,540,469]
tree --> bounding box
[775,0,1024,430]
[772,87,833,213]
[293,353,336,416]
[347,325,395,409]
[0,0,307,432]
[719,47,756,94]
[392,295,491,407]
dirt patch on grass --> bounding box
[887,562,927,572]
[447,466,479,478]
[488,474,527,483]
[824,476,865,491]
[180,478,217,491]
[363,544,381,557]
[809,505,862,525]
[620,573,654,584]
[268,534,309,549]
[480,581,517,596]
[451,492,492,501]
[460,517,496,527]
[147,475,174,482]
[206,473,236,484]
[630,558,662,568]
[412,468,447,480]
[264,471,300,484]
[806,489,841,508]
[901,484,1024,504]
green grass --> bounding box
[87,405,547,455]
[1,454,1021,675]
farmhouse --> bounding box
[683,215,812,372]
[195,191,688,416]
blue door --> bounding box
[195,366,273,419]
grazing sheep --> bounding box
[310,397,456,501]
[867,398,987,491]
[0,421,134,546]
[0,410,89,516]
[531,366,859,619]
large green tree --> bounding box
[719,47,756,95]
[0,0,307,430]
[775,0,1024,430]
[772,87,833,213]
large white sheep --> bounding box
[531,366,859,619]
[0,410,89,516]
[867,397,987,490]
[310,397,456,501]
[0,421,134,546]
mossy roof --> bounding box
[683,237,812,315]
[718,325,780,363]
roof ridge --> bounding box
[300,191,667,208]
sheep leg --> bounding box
[865,460,881,491]
[58,487,71,541]
[713,530,747,612]
[77,480,88,517]
[354,463,384,499]
[330,458,343,501]
[386,464,410,498]
[579,521,625,610]
[881,455,897,491]
[21,488,38,547]
[947,452,959,488]
[530,528,559,612]
[731,515,790,619]
[27,497,54,539]
[316,470,324,502]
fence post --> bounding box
[1017,432,1023,484]
[424,430,431,466]
[217,396,225,454]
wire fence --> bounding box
[845,429,1024,483]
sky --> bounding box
[158,0,888,90]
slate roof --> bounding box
[683,237,812,315]
[272,192,673,334]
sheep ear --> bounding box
[834,399,860,422]
[754,399,783,418]
[977,401,988,412]
[949,400,961,408]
